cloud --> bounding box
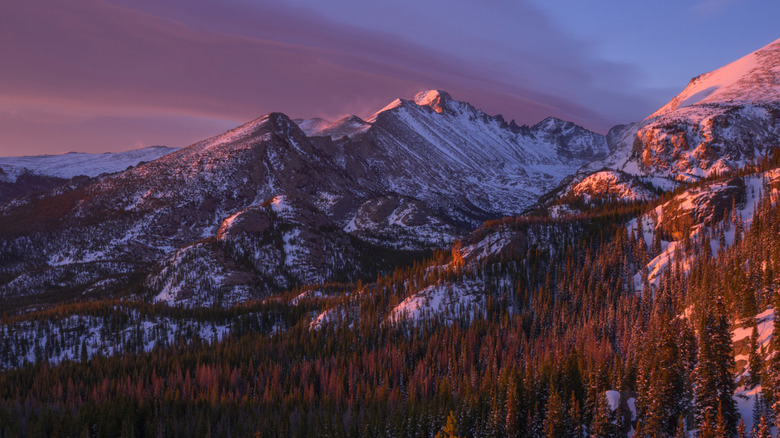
[690,0,740,16]
[0,0,666,155]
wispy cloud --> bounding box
[690,0,740,16]
[0,0,666,155]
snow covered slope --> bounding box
[651,39,780,117]
[0,146,178,182]
[300,90,609,217]
[627,171,778,295]
[576,38,780,189]
[568,170,657,203]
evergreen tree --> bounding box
[746,323,762,388]
[543,389,567,438]
[754,413,771,438]
[769,291,780,421]
[714,406,728,438]
[698,411,717,438]
[694,296,738,434]
[633,421,645,438]
[591,393,618,438]
[567,393,583,438]
[674,415,686,438]
[505,378,521,438]
[736,418,747,438]
[435,411,463,438]
[80,339,88,363]
[752,392,766,432]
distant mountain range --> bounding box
[0,145,178,182]
[0,146,178,204]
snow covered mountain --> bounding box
[298,90,609,218]
[0,92,607,307]
[0,146,178,182]
[571,38,780,200]
[0,146,179,205]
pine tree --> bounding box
[736,418,747,438]
[714,406,728,438]
[632,421,645,438]
[435,411,463,438]
[641,314,687,436]
[567,393,583,438]
[591,392,618,438]
[698,411,717,438]
[543,389,567,438]
[769,291,780,421]
[694,295,738,434]
[674,415,686,438]
[80,339,88,363]
[751,392,769,432]
[505,378,521,438]
[747,323,762,388]
[754,413,771,438]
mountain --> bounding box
[0,145,178,181]
[0,92,607,307]
[298,90,609,218]
[570,38,780,201]
[0,146,179,205]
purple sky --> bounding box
[0,0,777,156]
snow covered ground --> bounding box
[386,280,484,325]
[0,309,232,370]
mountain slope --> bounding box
[578,38,780,190]
[302,90,609,218]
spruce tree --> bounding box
[769,291,780,421]
[543,389,567,438]
[747,323,762,388]
[591,392,618,438]
[674,415,686,438]
[698,411,717,438]
[754,413,771,438]
[736,418,747,438]
[714,406,728,438]
[567,393,583,438]
[694,295,738,434]
[435,411,463,438]
[505,380,521,438]
[752,392,764,432]
[632,421,644,438]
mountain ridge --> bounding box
[0,90,607,306]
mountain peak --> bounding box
[413,90,453,113]
[649,38,780,118]
[367,90,458,121]
[227,112,300,140]
[533,117,571,130]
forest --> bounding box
[2,157,780,438]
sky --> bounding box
[0,0,777,156]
